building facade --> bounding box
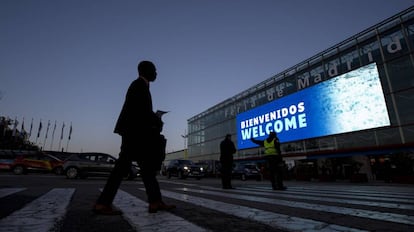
[186,7,414,182]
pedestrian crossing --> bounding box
[0,182,413,232]
[0,188,75,232]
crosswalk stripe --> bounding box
[223,186,414,210]
[286,186,414,196]
[142,188,368,232]
[177,187,414,226]
[0,188,75,232]
[113,189,209,232]
[1,184,413,232]
[274,186,414,201]
[0,188,26,198]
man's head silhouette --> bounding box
[138,61,157,82]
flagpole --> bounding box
[58,122,65,152]
[12,116,17,138]
[50,120,57,150]
[29,118,33,140]
[65,122,72,152]
[43,120,50,150]
[21,117,25,141]
[36,119,42,144]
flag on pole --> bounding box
[43,120,50,148]
[66,122,72,152]
[58,122,65,152]
[60,122,65,140]
[68,123,72,140]
[29,118,33,138]
[12,117,18,137]
[45,120,50,139]
[51,121,57,139]
[37,120,42,138]
[21,118,25,132]
[50,120,57,150]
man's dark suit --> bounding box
[97,77,163,206]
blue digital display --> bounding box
[236,63,391,149]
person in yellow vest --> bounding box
[251,131,287,190]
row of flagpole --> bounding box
[11,117,72,152]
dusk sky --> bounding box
[1,0,413,157]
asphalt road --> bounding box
[0,173,413,232]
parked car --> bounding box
[195,160,221,177]
[232,163,262,181]
[63,153,140,179]
[166,159,204,180]
[0,151,17,171]
[10,152,64,175]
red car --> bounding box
[0,151,17,171]
[10,152,64,175]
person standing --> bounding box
[220,134,236,189]
[251,132,287,190]
[93,60,175,215]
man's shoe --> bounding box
[93,204,122,215]
[148,201,176,213]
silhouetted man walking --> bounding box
[94,60,175,215]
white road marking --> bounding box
[140,188,367,232]
[267,186,414,201]
[213,186,414,210]
[0,188,75,232]
[114,189,209,232]
[178,187,414,226]
[0,188,26,198]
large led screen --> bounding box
[237,63,390,149]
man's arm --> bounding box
[250,138,264,146]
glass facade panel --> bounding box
[376,127,403,145]
[309,63,325,86]
[359,38,382,65]
[394,88,414,124]
[378,18,401,33]
[386,56,414,91]
[335,133,363,149]
[296,70,311,90]
[282,141,304,153]
[304,139,322,152]
[265,85,277,102]
[340,47,361,73]
[404,19,414,50]
[324,56,342,79]
[383,93,398,126]
[317,137,337,150]
[280,75,297,96]
[272,79,289,98]
[380,28,408,60]
[402,124,414,143]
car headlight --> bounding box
[183,166,188,170]
[200,167,204,171]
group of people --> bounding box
[93,60,286,216]
[219,132,287,190]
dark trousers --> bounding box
[220,161,233,188]
[265,155,284,189]
[97,139,162,205]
